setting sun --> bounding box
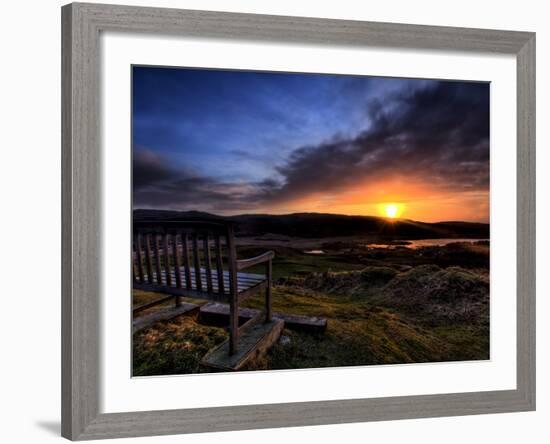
[385,204,398,218]
[379,203,404,219]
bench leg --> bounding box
[265,260,272,322]
[229,292,238,355]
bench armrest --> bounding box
[236,251,274,271]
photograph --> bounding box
[131,66,490,376]
[1,0,540,441]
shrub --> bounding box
[360,266,398,286]
[381,265,489,323]
[302,266,399,295]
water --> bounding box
[367,238,489,249]
[302,239,488,255]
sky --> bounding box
[132,66,490,223]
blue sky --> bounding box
[133,67,419,182]
[132,66,489,222]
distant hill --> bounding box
[133,209,489,240]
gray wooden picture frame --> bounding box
[61,2,536,440]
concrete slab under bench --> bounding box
[198,302,327,333]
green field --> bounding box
[133,240,489,376]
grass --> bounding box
[133,241,490,375]
[243,288,451,370]
[133,314,227,376]
[239,267,489,370]
[236,245,366,280]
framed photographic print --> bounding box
[61,2,536,440]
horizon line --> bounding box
[133,208,490,225]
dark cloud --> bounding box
[134,80,489,213]
[261,81,489,202]
[133,148,176,189]
[133,148,265,211]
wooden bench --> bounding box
[132,219,275,357]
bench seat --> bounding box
[135,267,266,298]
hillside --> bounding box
[133,209,489,240]
[133,263,490,375]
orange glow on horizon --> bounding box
[252,175,489,223]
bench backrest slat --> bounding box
[135,235,145,283]
[133,219,237,300]
[163,234,172,287]
[152,234,163,285]
[214,234,224,295]
[191,233,202,291]
[203,234,213,293]
[171,233,183,288]
[225,223,239,354]
[144,234,154,284]
[181,234,192,289]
